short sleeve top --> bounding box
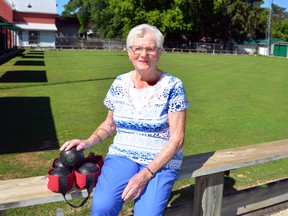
[104,71,190,169]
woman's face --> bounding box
[128,32,162,72]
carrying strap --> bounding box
[59,175,95,208]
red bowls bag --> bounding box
[47,150,103,208]
[47,167,74,193]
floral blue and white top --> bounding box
[104,71,190,170]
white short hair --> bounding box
[126,24,164,49]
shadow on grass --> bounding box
[22,55,44,59]
[0,49,25,66]
[0,70,48,82]
[0,97,59,154]
[14,60,45,66]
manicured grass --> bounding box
[0,50,287,215]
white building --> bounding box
[5,0,57,48]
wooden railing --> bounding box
[1,139,288,216]
[165,139,288,215]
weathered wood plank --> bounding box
[179,139,288,179]
[0,176,91,210]
[222,178,288,215]
[1,139,288,213]
[165,178,288,216]
[192,172,225,216]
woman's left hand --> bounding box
[121,170,151,201]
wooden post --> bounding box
[192,172,225,216]
[0,210,6,216]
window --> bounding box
[29,31,39,44]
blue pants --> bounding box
[90,155,179,216]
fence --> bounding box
[55,37,125,51]
[55,36,254,55]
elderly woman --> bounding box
[60,24,189,216]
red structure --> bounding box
[0,0,57,51]
[0,0,21,51]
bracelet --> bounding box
[146,167,155,178]
[94,134,103,143]
[93,128,111,143]
[96,128,110,136]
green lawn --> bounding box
[0,50,287,215]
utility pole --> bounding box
[265,0,273,56]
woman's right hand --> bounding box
[59,139,89,151]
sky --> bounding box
[262,0,288,11]
[56,0,69,14]
[56,0,288,15]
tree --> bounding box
[270,4,288,41]
[272,20,288,41]
[62,0,92,33]
[271,3,288,21]
[224,0,266,38]
[105,0,193,39]
[61,0,285,43]
[62,0,193,39]
[88,0,114,38]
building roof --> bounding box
[255,38,287,44]
[5,0,56,14]
[0,16,22,30]
[15,22,57,31]
[233,38,257,45]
